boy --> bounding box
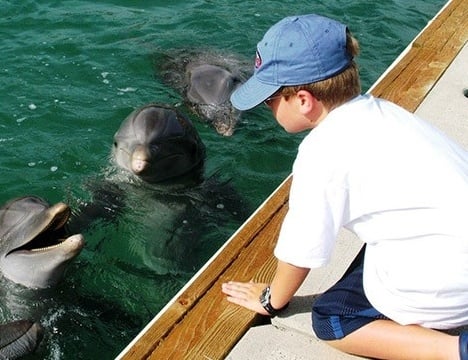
[222,14,468,359]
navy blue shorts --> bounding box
[311,246,388,340]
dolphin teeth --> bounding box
[29,238,66,252]
[29,243,63,252]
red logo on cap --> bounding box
[255,50,262,69]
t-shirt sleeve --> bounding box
[274,136,349,269]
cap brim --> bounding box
[230,75,281,111]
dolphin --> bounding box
[186,63,242,136]
[0,196,85,289]
[156,49,249,136]
[68,103,207,231]
[69,103,252,275]
[187,64,237,105]
[112,104,206,185]
[0,320,43,359]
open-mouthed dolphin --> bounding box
[112,104,206,185]
[0,320,43,359]
[0,196,85,289]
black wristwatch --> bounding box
[259,286,288,317]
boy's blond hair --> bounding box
[281,31,361,110]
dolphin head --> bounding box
[112,104,206,185]
[0,196,85,289]
[187,64,240,105]
[186,64,242,136]
[156,49,247,136]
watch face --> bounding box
[260,286,271,307]
[259,286,288,317]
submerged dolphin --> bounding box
[0,320,43,359]
[187,64,237,105]
[186,63,242,136]
[112,104,206,185]
[156,49,249,136]
[0,196,85,289]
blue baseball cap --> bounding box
[230,14,352,111]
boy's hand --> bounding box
[221,281,270,315]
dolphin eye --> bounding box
[113,141,118,148]
[150,144,160,154]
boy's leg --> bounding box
[311,246,461,359]
[328,319,458,360]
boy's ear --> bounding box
[296,89,317,113]
[296,89,327,126]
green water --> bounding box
[1,1,446,359]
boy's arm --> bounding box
[221,260,310,316]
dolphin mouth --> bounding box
[6,203,82,256]
[131,152,186,175]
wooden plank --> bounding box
[372,0,468,112]
[119,0,468,358]
[414,0,466,49]
[150,205,286,359]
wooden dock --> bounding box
[117,0,468,358]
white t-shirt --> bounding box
[274,94,468,329]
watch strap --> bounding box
[259,286,288,317]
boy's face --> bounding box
[265,94,316,134]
